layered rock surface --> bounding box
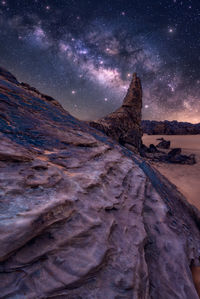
[90,73,143,150]
[142,120,200,135]
[0,67,200,298]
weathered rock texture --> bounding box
[0,67,200,298]
[142,120,200,135]
[90,73,143,150]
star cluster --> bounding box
[0,0,199,122]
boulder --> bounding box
[157,138,171,149]
[168,148,182,157]
[142,145,196,165]
[167,148,196,165]
[149,143,160,153]
[169,153,196,164]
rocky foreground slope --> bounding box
[0,67,200,298]
[142,120,200,135]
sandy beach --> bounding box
[143,135,200,210]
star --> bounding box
[59,42,68,52]
[46,6,50,10]
[144,105,149,109]
[104,98,108,102]
[71,90,76,95]
[168,83,175,92]
[79,49,88,55]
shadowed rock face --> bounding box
[90,73,143,150]
[0,67,200,298]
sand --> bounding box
[143,135,200,210]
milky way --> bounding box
[0,0,199,122]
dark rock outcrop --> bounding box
[0,67,200,298]
[142,120,200,135]
[90,73,143,150]
[141,145,196,165]
[167,148,196,164]
[156,138,171,149]
[140,144,161,155]
[149,143,160,153]
[168,148,182,156]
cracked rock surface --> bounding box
[0,67,200,298]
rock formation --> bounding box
[0,67,200,298]
[141,145,196,164]
[167,148,196,164]
[90,73,143,150]
[156,138,171,149]
[140,139,196,165]
[142,120,200,135]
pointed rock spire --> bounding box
[123,73,142,109]
[90,73,143,150]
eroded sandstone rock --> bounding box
[90,73,143,150]
[0,68,200,298]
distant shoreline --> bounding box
[142,120,200,135]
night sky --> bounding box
[0,0,199,122]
